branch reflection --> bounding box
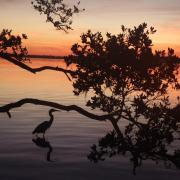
[88,105,180,175]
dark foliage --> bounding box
[31,0,85,32]
[0,29,28,61]
[65,23,179,121]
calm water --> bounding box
[0,58,180,180]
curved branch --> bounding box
[0,54,76,80]
[0,98,116,122]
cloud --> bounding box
[84,0,180,15]
[0,0,27,4]
[0,0,16,3]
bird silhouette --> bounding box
[32,109,59,137]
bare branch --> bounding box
[0,54,76,79]
[0,98,116,122]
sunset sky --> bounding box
[0,0,180,56]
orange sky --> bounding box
[0,0,180,56]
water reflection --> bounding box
[32,119,180,174]
[30,104,180,174]
[88,131,180,175]
[32,136,53,162]
[88,105,180,175]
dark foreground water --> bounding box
[0,58,180,180]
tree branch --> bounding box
[0,98,116,122]
[0,54,76,80]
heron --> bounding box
[32,109,59,137]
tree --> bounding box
[64,23,180,172]
[0,0,180,173]
[32,0,85,32]
[64,23,180,136]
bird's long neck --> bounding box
[49,112,54,124]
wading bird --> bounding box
[32,109,59,137]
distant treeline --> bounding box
[27,55,64,59]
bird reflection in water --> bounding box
[32,136,53,162]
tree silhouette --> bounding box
[0,29,28,61]
[64,23,180,137]
[31,0,85,32]
[0,0,180,172]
